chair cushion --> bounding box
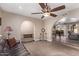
[7,37,16,48]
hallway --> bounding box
[24,40,79,56]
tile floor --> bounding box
[24,40,79,56]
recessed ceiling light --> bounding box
[19,6,23,10]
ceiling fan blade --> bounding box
[32,12,43,14]
[41,10,46,13]
[41,15,44,19]
[50,13,57,17]
[51,5,65,12]
[45,3,49,11]
[39,3,46,9]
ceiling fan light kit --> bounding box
[43,13,50,17]
[32,3,65,19]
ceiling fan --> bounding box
[32,3,65,19]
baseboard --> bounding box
[22,40,34,43]
[34,39,48,42]
[46,39,52,42]
[34,39,40,41]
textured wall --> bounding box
[1,11,44,41]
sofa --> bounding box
[69,33,79,41]
[0,38,30,56]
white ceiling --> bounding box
[0,3,79,19]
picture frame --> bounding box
[0,17,1,25]
[41,28,45,32]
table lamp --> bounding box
[4,26,13,39]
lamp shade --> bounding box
[4,26,13,32]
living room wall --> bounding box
[44,16,63,42]
[67,8,79,33]
[0,10,44,41]
[44,8,79,42]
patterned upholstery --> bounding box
[0,39,30,56]
[6,38,17,48]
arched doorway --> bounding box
[21,20,35,42]
[51,17,66,42]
